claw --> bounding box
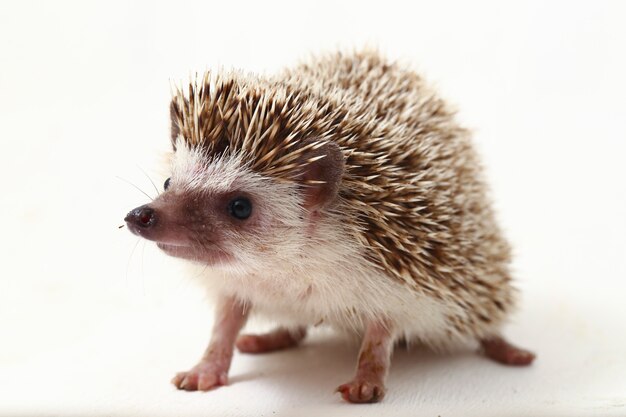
[172,362,228,391]
[336,379,386,403]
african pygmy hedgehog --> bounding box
[125,50,535,403]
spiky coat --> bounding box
[170,50,515,348]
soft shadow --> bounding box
[229,333,477,401]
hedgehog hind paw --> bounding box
[479,336,536,366]
[236,326,307,354]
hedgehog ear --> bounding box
[299,141,345,210]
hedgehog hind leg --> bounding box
[479,335,536,366]
[236,326,307,354]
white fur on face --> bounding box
[170,139,245,194]
[169,138,308,272]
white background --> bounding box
[1,1,625,416]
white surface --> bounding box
[1,1,625,416]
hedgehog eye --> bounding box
[164,177,171,190]
[228,197,252,220]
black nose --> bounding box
[125,205,157,228]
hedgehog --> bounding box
[124,50,535,404]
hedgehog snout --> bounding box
[125,205,157,234]
[124,202,199,247]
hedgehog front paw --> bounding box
[336,377,386,403]
[171,361,228,391]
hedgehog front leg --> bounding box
[172,296,248,391]
[336,320,394,403]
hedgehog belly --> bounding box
[193,259,481,350]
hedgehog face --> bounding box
[125,139,344,271]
